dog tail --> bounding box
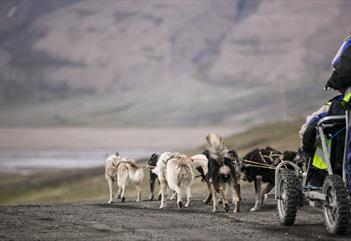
[175,158,193,187]
[206,133,228,164]
[117,163,129,187]
[132,168,144,186]
[191,154,208,176]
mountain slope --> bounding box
[0,0,350,127]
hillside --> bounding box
[187,119,302,156]
[0,0,350,127]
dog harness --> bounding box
[258,151,283,166]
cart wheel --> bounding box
[323,175,349,234]
[277,169,300,226]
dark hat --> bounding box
[325,71,344,90]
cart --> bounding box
[274,110,350,234]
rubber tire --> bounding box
[277,169,300,226]
[322,175,349,234]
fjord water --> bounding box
[0,127,235,173]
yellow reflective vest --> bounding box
[312,139,330,170]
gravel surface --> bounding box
[1,188,351,241]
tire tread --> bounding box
[323,175,349,234]
[278,169,300,226]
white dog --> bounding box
[190,154,211,203]
[105,153,121,203]
[105,153,144,203]
[153,152,193,209]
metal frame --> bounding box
[343,110,349,184]
[316,115,346,175]
[274,115,347,202]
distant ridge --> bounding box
[0,0,350,127]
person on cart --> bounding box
[299,33,351,189]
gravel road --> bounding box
[1,188,351,241]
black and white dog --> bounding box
[147,153,162,200]
[204,133,241,213]
[242,146,297,211]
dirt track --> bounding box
[1,189,351,241]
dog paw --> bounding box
[159,205,165,209]
[121,197,126,203]
[185,202,191,208]
[177,201,183,208]
[212,208,218,213]
[108,200,113,204]
[233,208,240,213]
[203,199,210,205]
[224,203,230,212]
[148,195,154,201]
[249,207,260,212]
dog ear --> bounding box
[228,150,238,158]
[105,153,109,158]
[206,133,210,143]
[115,152,120,156]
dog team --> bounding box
[105,132,297,212]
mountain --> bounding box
[0,0,350,128]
